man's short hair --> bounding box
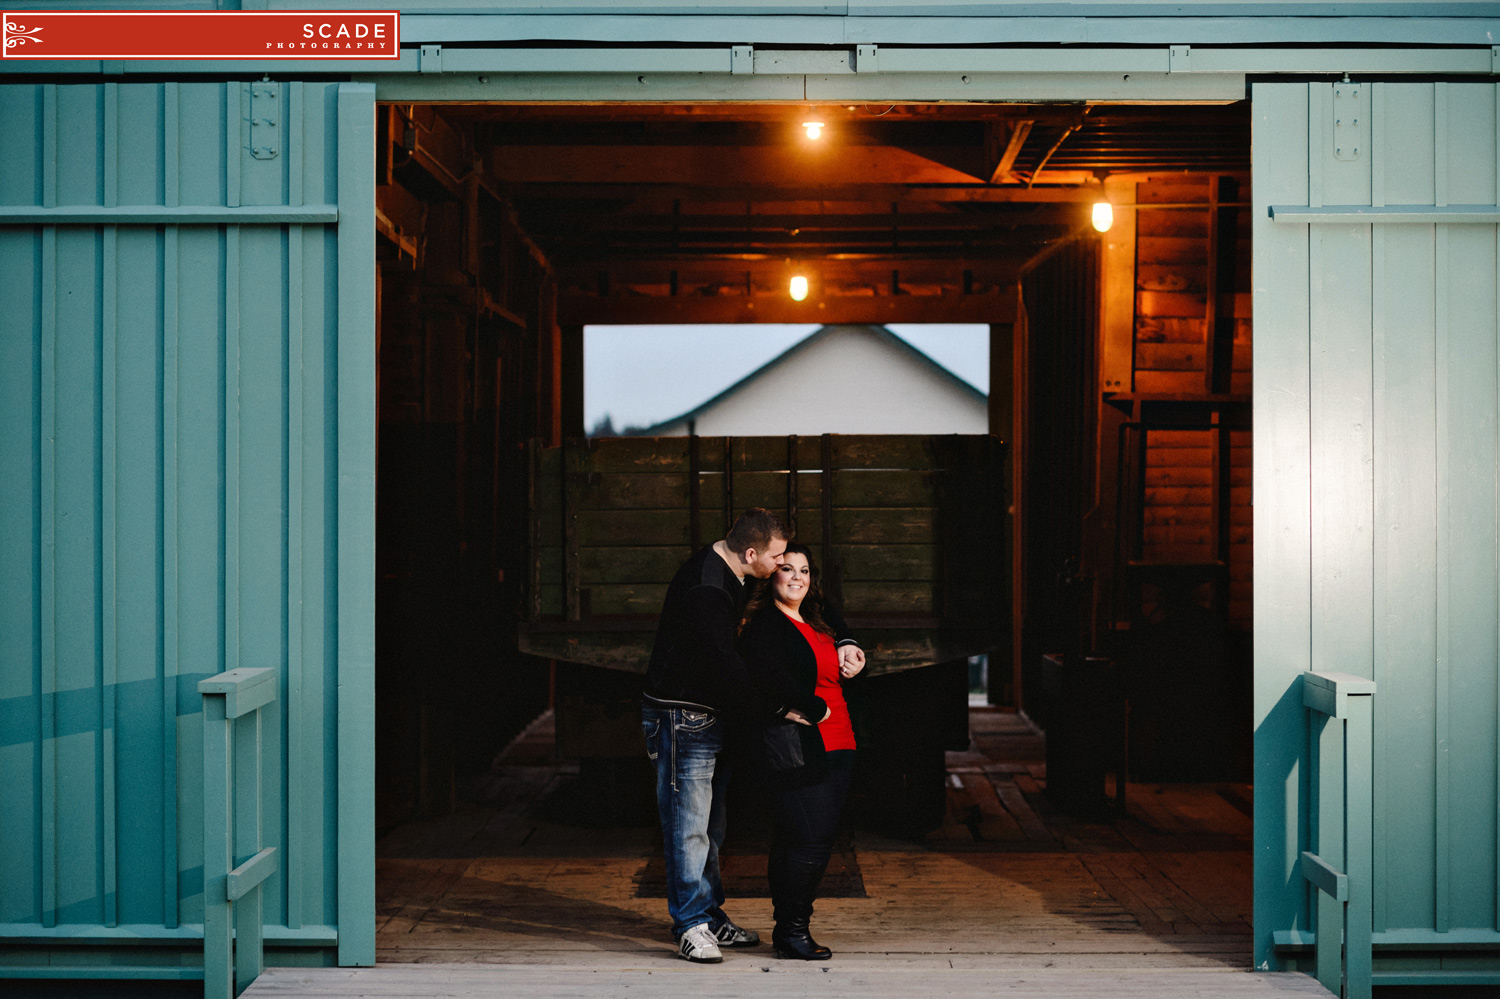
[726,508,789,555]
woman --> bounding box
[739,542,865,961]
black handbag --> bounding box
[762,721,806,771]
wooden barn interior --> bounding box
[372,99,1254,959]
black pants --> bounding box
[767,750,855,920]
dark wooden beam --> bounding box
[506,183,1098,205]
[556,256,1027,288]
[451,102,1087,125]
[559,292,1019,326]
[985,120,1034,185]
[1205,176,1240,396]
[488,145,989,186]
[561,324,584,439]
[523,206,1087,233]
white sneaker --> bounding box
[678,923,724,963]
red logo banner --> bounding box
[1,10,400,59]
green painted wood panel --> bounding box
[0,80,374,975]
[1251,80,1313,973]
[1255,80,1500,972]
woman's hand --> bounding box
[838,645,866,679]
[784,706,833,725]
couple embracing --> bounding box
[640,508,866,964]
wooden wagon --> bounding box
[519,433,1007,827]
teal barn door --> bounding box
[1254,81,1500,982]
[0,81,376,977]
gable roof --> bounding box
[634,324,986,435]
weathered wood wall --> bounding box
[1131,175,1253,630]
[374,103,564,826]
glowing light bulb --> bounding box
[789,275,809,301]
[802,121,824,140]
[1091,201,1114,233]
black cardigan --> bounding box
[738,601,862,789]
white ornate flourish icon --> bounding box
[4,20,46,49]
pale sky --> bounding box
[584,324,988,433]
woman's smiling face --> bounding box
[772,551,811,609]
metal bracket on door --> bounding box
[1333,83,1363,161]
[250,82,279,160]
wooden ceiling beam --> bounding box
[523,207,1086,232]
[506,183,1098,204]
[559,292,1019,326]
[558,253,1034,270]
[487,145,989,186]
[446,102,1087,124]
[984,120,1032,184]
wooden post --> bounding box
[561,324,584,438]
[1301,671,1376,999]
[723,436,735,532]
[786,434,799,538]
[1345,691,1375,999]
[527,439,542,622]
[563,441,581,621]
[202,691,233,999]
[1315,710,1344,995]
[820,435,837,604]
[1205,176,1240,396]
[988,320,1015,705]
[689,435,702,552]
[200,667,279,999]
[233,708,264,994]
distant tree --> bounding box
[588,414,619,437]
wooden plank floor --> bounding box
[248,964,1330,998]
[246,704,1327,998]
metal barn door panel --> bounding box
[0,81,376,976]
[1253,81,1500,975]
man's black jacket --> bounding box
[644,545,817,717]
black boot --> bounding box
[771,860,831,960]
[772,902,831,960]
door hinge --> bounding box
[249,82,279,161]
[1333,83,1363,161]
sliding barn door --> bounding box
[1254,81,1500,979]
[0,80,375,977]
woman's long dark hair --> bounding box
[739,542,836,637]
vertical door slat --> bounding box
[1434,220,1452,934]
[161,82,181,932]
[1250,81,1313,972]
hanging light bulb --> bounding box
[789,275,810,301]
[802,121,824,140]
[1091,201,1114,233]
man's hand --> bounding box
[838,645,866,678]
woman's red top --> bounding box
[783,610,857,752]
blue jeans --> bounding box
[641,703,730,938]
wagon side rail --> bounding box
[199,668,279,999]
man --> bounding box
[639,508,794,963]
